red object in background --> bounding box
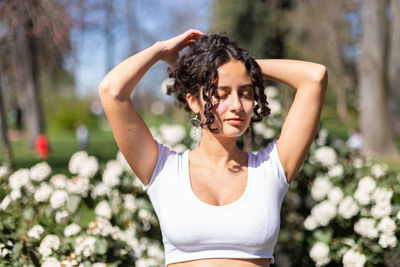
[35,134,49,158]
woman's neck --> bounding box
[192,130,245,166]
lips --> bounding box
[225,117,244,125]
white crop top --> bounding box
[143,139,290,266]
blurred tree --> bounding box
[0,0,72,148]
[210,0,291,59]
[358,0,399,158]
[285,0,358,122]
[388,0,400,135]
[0,75,13,169]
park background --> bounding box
[0,0,399,266]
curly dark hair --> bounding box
[167,33,270,132]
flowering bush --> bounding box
[1,84,399,266]
[0,151,163,266]
[303,147,400,267]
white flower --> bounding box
[64,223,81,237]
[10,189,21,200]
[9,169,29,190]
[50,174,67,189]
[0,166,9,179]
[378,232,397,248]
[50,190,68,209]
[95,200,112,219]
[123,194,137,212]
[75,236,97,257]
[371,188,393,204]
[102,160,122,188]
[311,177,333,201]
[316,127,329,146]
[87,217,113,236]
[397,211,400,220]
[91,182,111,199]
[172,144,187,153]
[357,176,376,194]
[328,165,344,177]
[38,235,60,257]
[377,217,396,234]
[69,151,88,174]
[327,187,344,205]
[354,190,371,206]
[371,163,387,178]
[147,241,164,262]
[55,210,69,224]
[310,201,337,227]
[27,225,44,240]
[268,99,282,115]
[66,176,90,197]
[0,195,11,210]
[159,124,186,145]
[117,151,132,173]
[354,218,378,239]
[34,183,53,202]
[353,158,364,169]
[160,77,175,94]
[338,196,359,219]
[342,249,366,267]
[314,147,337,167]
[92,264,107,267]
[304,216,318,231]
[310,242,330,266]
[0,243,11,257]
[30,162,51,182]
[265,85,278,98]
[371,202,392,219]
[136,258,159,267]
[79,156,98,178]
[41,257,61,267]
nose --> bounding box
[229,91,243,112]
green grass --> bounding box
[2,129,119,175]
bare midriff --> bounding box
[168,258,271,267]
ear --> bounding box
[186,93,201,114]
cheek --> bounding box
[213,100,229,115]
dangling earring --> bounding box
[190,113,201,140]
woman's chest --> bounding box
[153,176,282,249]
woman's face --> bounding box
[200,59,255,137]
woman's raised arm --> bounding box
[98,29,203,185]
[256,59,328,184]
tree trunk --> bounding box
[0,76,14,169]
[388,0,400,135]
[358,0,399,158]
[12,17,45,148]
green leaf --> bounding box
[95,238,108,255]
[313,229,332,244]
[11,242,22,261]
[23,207,34,220]
[66,195,81,214]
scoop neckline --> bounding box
[184,150,253,209]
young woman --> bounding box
[99,29,327,267]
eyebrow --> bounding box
[216,84,254,90]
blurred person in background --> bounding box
[76,123,89,150]
[99,29,327,267]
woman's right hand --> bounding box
[159,29,204,66]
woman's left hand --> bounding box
[159,29,204,66]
